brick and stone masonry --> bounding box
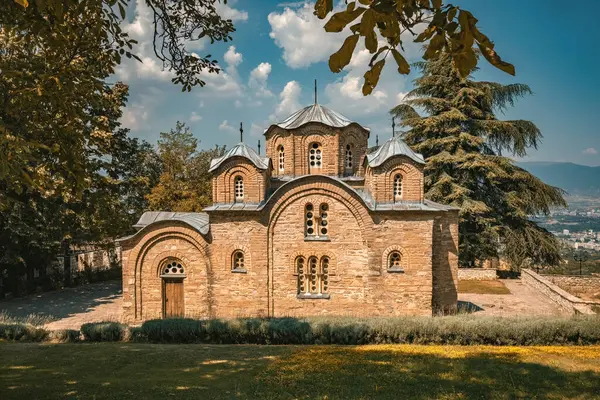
[118,103,460,322]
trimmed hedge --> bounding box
[0,323,49,342]
[80,322,128,342]
[136,316,600,346]
[1,316,599,345]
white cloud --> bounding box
[249,62,274,98]
[583,147,598,155]
[190,111,202,122]
[224,46,243,74]
[219,120,236,133]
[120,87,163,130]
[268,3,346,69]
[215,1,248,22]
[271,81,302,121]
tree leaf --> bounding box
[362,59,385,95]
[324,8,366,33]
[423,33,445,59]
[478,44,515,76]
[14,0,29,7]
[365,30,377,53]
[314,0,334,19]
[329,34,360,72]
[118,3,126,19]
[391,48,410,74]
[447,7,457,21]
[415,25,436,43]
[432,0,442,9]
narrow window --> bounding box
[319,203,328,236]
[234,175,244,202]
[309,142,322,170]
[278,145,285,173]
[345,144,353,174]
[305,203,315,236]
[232,250,245,272]
[308,256,318,294]
[320,256,329,294]
[393,174,403,201]
[388,251,404,272]
[297,256,306,294]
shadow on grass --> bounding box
[0,344,599,399]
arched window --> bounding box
[345,144,353,174]
[305,203,315,236]
[319,203,328,236]
[308,256,318,294]
[393,174,403,201]
[309,142,322,171]
[388,251,404,272]
[234,175,244,202]
[232,250,245,272]
[320,256,329,293]
[278,145,285,173]
[160,260,185,277]
[296,255,330,296]
[296,257,306,294]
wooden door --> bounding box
[163,279,184,318]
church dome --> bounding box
[208,142,270,173]
[265,103,369,134]
[365,136,425,167]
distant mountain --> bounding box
[517,162,600,196]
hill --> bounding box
[517,162,600,196]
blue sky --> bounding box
[115,0,600,166]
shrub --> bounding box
[137,315,600,345]
[48,329,81,343]
[0,323,49,342]
[81,322,127,342]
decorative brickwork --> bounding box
[121,104,459,321]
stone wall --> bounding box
[364,156,424,203]
[458,268,497,281]
[522,269,597,315]
[542,275,600,301]
[432,213,459,313]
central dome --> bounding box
[265,103,369,134]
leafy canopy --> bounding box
[9,0,235,92]
[392,55,566,268]
[315,0,514,95]
[147,122,226,212]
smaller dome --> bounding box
[209,142,270,173]
[265,103,369,133]
[365,136,425,167]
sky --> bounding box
[114,0,600,166]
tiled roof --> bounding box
[365,136,425,167]
[208,142,270,173]
[265,103,369,133]
[132,211,210,235]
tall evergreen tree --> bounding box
[392,55,566,268]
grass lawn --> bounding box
[1,343,600,399]
[458,280,511,294]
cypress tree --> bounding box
[392,55,566,268]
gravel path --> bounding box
[458,279,569,316]
[0,280,122,330]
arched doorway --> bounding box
[160,259,186,318]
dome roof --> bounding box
[365,136,425,167]
[208,142,270,173]
[265,103,369,134]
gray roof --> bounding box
[209,142,270,173]
[266,103,369,133]
[365,136,425,167]
[133,211,210,235]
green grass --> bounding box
[458,280,511,294]
[1,343,600,399]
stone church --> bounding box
[118,102,459,322]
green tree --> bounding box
[315,0,513,95]
[391,55,566,268]
[147,122,225,212]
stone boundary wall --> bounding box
[458,268,497,281]
[522,269,598,315]
[541,275,600,299]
